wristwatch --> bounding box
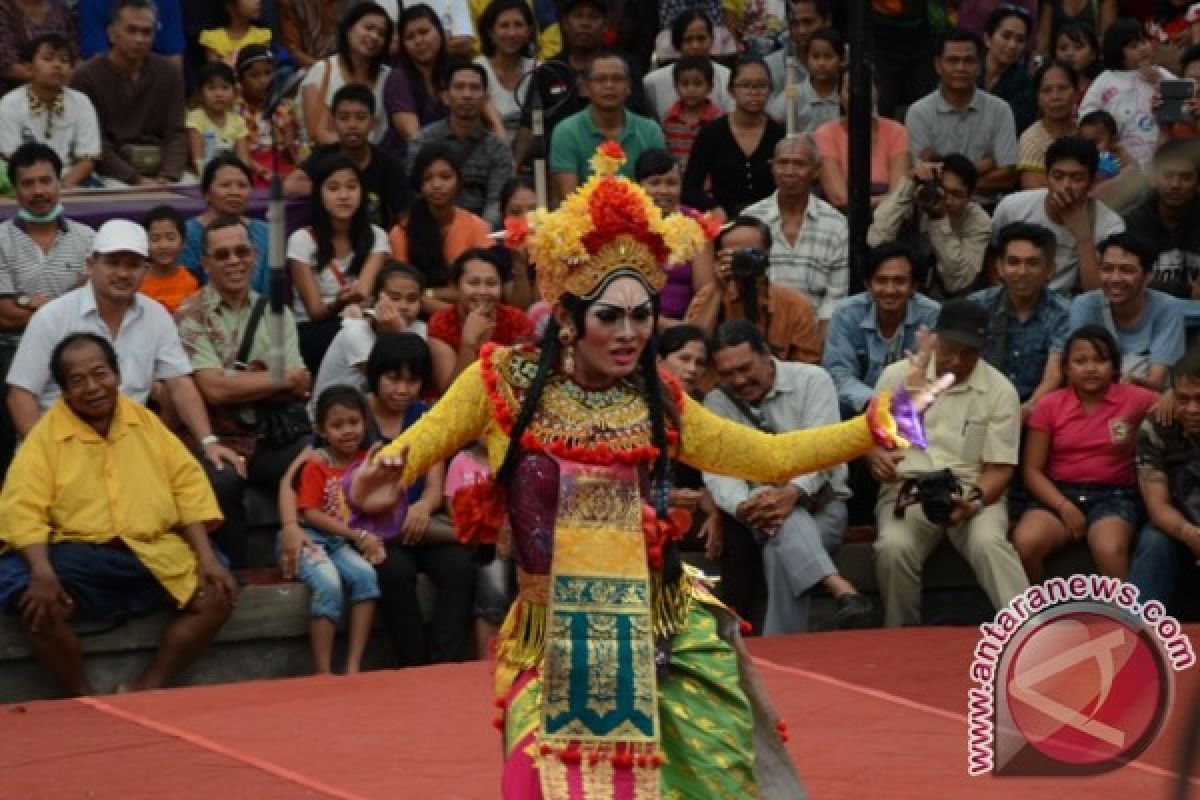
[15,294,31,309]
[966,486,984,513]
[200,434,220,447]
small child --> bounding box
[140,205,199,313]
[187,61,251,175]
[0,33,101,188]
[235,45,299,188]
[661,57,724,168]
[1079,109,1132,183]
[293,386,383,675]
[200,0,272,69]
[770,27,843,133]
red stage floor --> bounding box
[3,627,1197,799]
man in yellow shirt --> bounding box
[0,333,235,696]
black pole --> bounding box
[846,0,872,293]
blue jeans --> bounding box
[1129,523,1186,607]
[283,529,381,622]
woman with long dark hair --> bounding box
[982,5,1037,135]
[299,1,393,147]
[287,153,390,371]
[383,4,449,152]
[388,143,491,315]
[349,143,947,798]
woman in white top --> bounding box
[474,0,535,145]
[287,153,390,371]
[299,2,394,148]
[1079,17,1175,170]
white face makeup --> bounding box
[571,276,655,387]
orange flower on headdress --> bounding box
[592,140,626,176]
[503,214,531,249]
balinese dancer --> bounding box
[349,142,946,799]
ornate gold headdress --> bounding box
[505,142,720,304]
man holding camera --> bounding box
[867,154,992,300]
[870,299,1028,628]
[684,216,821,364]
[705,320,872,633]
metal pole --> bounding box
[783,1,796,136]
[846,0,872,293]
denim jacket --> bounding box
[822,292,941,417]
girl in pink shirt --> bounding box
[1014,326,1159,582]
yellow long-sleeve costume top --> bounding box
[0,396,223,606]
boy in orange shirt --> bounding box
[141,205,199,313]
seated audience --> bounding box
[635,149,715,323]
[312,262,427,409]
[991,136,1124,293]
[970,222,1070,413]
[0,33,101,188]
[743,135,848,331]
[812,70,910,210]
[872,300,1027,628]
[390,144,491,315]
[291,385,382,675]
[550,51,665,201]
[1079,18,1173,171]
[1077,109,1137,206]
[822,243,940,419]
[377,0,476,58]
[1014,326,1159,583]
[1018,60,1080,189]
[1069,233,1186,390]
[654,0,737,62]
[71,0,188,185]
[7,219,237,472]
[1132,347,1200,607]
[0,0,75,96]
[868,154,991,299]
[473,0,535,146]
[659,57,726,170]
[1053,22,1103,98]
[408,61,512,227]
[300,2,392,148]
[682,57,785,217]
[766,27,842,133]
[285,84,412,231]
[0,333,234,696]
[0,142,93,475]
[704,320,870,633]
[764,0,831,100]
[235,45,300,188]
[981,6,1036,135]
[643,11,733,122]
[179,155,271,291]
[175,216,310,566]
[1038,2,1114,62]
[140,204,198,314]
[187,61,251,175]
[77,0,185,66]
[1123,139,1200,299]
[905,29,1019,202]
[199,0,273,67]
[657,324,722,562]
[428,249,532,392]
[685,216,821,364]
[384,4,449,153]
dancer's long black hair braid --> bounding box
[493,283,682,585]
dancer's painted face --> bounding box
[571,276,655,387]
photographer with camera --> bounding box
[684,216,821,366]
[704,320,872,634]
[871,299,1028,628]
[867,154,992,300]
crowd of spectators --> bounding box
[1,0,1200,696]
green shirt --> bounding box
[549,107,666,183]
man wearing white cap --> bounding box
[5,219,242,475]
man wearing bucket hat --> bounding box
[870,298,1029,627]
[6,219,243,475]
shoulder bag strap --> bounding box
[234,297,269,371]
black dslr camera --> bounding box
[730,248,769,281]
[916,469,962,527]
[914,177,944,208]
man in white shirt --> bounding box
[0,33,102,188]
[992,136,1125,294]
[5,219,241,474]
[705,320,872,633]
